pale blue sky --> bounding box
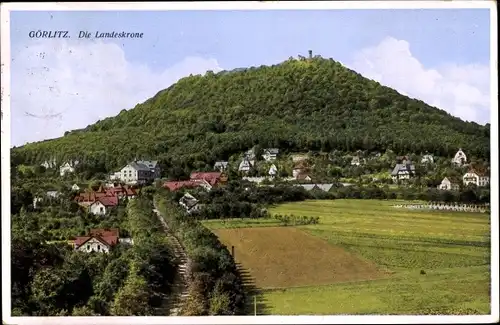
[8,9,492,146]
[11,9,490,70]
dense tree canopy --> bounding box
[12,55,489,175]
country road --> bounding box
[153,207,190,316]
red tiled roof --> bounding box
[105,185,137,196]
[74,185,136,204]
[163,180,205,191]
[74,191,110,203]
[74,235,118,248]
[74,228,120,248]
[96,195,119,207]
[190,172,222,185]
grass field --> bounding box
[203,199,491,315]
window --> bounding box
[86,244,90,251]
[97,245,101,251]
[100,207,104,213]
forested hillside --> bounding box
[12,55,490,172]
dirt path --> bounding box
[153,207,190,316]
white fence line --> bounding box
[391,203,489,213]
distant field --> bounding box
[203,199,491,315]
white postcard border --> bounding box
[1,1,498,324]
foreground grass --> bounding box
[261,265,490,315]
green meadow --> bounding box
[203,199,491,315]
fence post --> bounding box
[254,295,257,316]
[231,246,235,257]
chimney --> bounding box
[308,50,312,59]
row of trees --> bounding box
[272,214,320,226]
[107,198,178,315]
[172,181,490,223]
[325,184,490,205]
[154,190,246,315]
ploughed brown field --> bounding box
[213,226,388,288]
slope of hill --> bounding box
[12,55,490,172]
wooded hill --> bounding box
[12,54,490,172]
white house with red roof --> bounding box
[73,185,130,215]
[89,196,119,216]
[73,228,119,253]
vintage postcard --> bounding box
[1,1,498,325]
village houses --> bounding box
[244,148,256,160]
[74,184,136,215]
[41,158,57,169]
[292,160,311,179]
[163,171,226,192]
[421,154,434,164]
[262,148,279,161]
[238,158,254,173]
[190,171,227,186]
[351,156,362,166]
[437,177,461,191]
[60,160,79,177]
[33,190,61,209]
[110,160,161,184]
[179,193,202,214]
[452,149,467,166]
[73,228,130,253]
[213,161,229,172]
[88,196,119,216]
[268,164,278,177]
[462,168,490,187]
[164,179,212,192]
[296,173,312,182]
[391,160,416,183]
